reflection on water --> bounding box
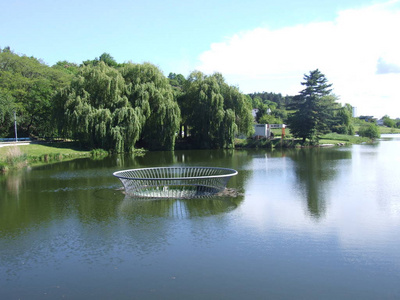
[288,147,352,218]
[1,140,400,299]
[119,195,241,219]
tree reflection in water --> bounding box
[287,147,352,219]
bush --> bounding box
[358,123,380,139]
[90,148,109,159]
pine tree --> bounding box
[288,69,335,143]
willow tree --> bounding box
[219,81,254,138]
[53,62,144,152]
[181,72,253,149]
[121,63,180,150]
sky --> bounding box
[1,0,400,118]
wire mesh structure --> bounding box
[113,167,238,198]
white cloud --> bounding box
[197,1,400,118]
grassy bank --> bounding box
[378,127,400,134]
[0,142,107,173]
[318,133,371,144]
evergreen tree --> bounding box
[287,69,335,143]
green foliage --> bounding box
[82,53,119,68]
[181,72,252,149]
[259,114,282,125]
[358,123,380,139]
[0,48,72,137]
[54,62,180,152]
[319,132,370,143]
[122,63,181,150]
[99,53,118,67]
[287,69,337,143]
[331,103,355,135]
[90,148,109,158]
[52,61,80,76]
[248,91,293,109]
[168,72,186,91]
[54,62,142,152]
[382,115,396,128]
[0,89,16,137]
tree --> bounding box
[52,60,80,76]
[358,123,380,139]
[54,61,181,152]
[382,115,396,128]
[287,69,335,143]
[99,53,118,67]
[0,49,72,137]
[331,103,355,135]
[181,72,253,149]
[53,62,143,152]
[82,53,118,68]
[183,72,226,148]
[0,89,16,137]
[121,63,181,150]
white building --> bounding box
[253,124,286,138]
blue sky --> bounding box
[1,0,400,118]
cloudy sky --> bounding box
[1,0,399,118]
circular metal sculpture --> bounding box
[113,167,238,198]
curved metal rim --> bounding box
[113,166,238,181]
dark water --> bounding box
[1,135,400,299]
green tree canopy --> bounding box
[181,72,253,148]
[122,63,181,150]
[0,89,16,137]
[287,69,337,143]
[54,62,180,152]
[358,123,380,139]
[54,62,140,152]
[382,115,396,128]
[0,48,72,137]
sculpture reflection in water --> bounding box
[118,194,243,219]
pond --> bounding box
[1,135,400,299]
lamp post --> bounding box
[14,111,18,142]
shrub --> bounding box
[90,149,108,158]
[358,123,380,139]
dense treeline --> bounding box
[0,48,253,152]
[0,47,73,137]
[2,48,391,151]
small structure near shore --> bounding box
[253,124,286,139]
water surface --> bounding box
[1,135,400,299]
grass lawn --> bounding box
[319,132,371,144]
[0,142,94,172]
[0,142,90,161]
[379,127,400,134]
